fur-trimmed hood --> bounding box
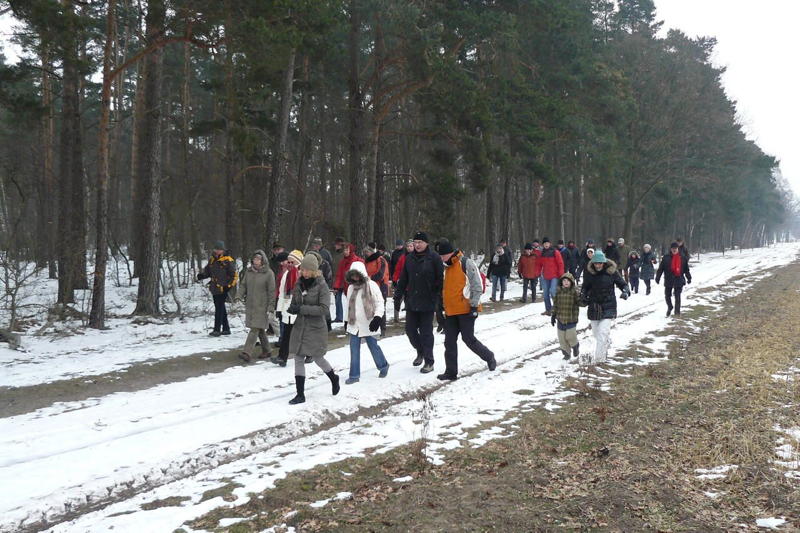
[586,258,618,275]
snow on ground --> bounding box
[0,243,798,532]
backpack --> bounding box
[461,256,487,294]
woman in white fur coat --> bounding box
[344,261,390,384]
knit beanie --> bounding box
[413,231,429,243]
[275,251,289,262]
[289,249,305,263]
[542,237,550,244]
[591,250,607,263]
[670,242,679,249]
[213,240,225,250]
[436,239,455,256]
[299,253,319,271]
[524,242,534,250]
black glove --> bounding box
[620,288,630,300]
[436,322,444,334]
[551,314,556,326]
[368,316,382,332]
[287,303,301,315]
[196,273,204,281]
[686,277,692,285]
[470,306,478,318]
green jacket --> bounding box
[553,272,580,325]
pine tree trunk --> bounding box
[347,2,366,246]
[265,49,296,248]
[38,47,57,278]
[89,0,116,328]
[133,0,165,315]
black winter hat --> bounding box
[275,251,290,262]
[334,236,346,244]
[413,231,429,243]
[532,239,540,244]
[435,239,455,255]
[524,243,534,250]
[670,242,679,249]
[557,239,564,246]
[542,237,551,244]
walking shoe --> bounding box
[487,357,497,371]
[379,365,389,378]
[345,377,360,385]
[561,349,570,360]
[412,354,424,366]
[326,370,341,395]
[304,355,313,364]
[520,298,527,303]
[289,375,306,405]
[209,330,222,337]
[437,373,457,381]
[221,330,231,336]
[238,352,252,363]
[666,307,672,317]
[420,363,434,374]
[489,297,497,302]
[270,355,287,367]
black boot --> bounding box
[412,351,424,366]
[289,376,306,405]
[561,349,570,360]
[572,343,580,359]
[326,370,340,396]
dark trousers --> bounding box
[665,285,683,314]
[405,310,434,365]
[279,322,294,362]
[644,279,652,294]
[522,278,537,302]
[630,275,640,293]
[213,292,230,332]
[443,314,493,377]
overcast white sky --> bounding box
[1,3,798,195]
[655,0,800,196]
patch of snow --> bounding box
[694,465,738,480]
[309,498,329,508]
[392,476,413,483]
[756,517,787,529]
[219,516,248,527]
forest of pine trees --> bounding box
[0,0,797,327]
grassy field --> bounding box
[182,263,800,532]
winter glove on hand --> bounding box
[620,288,630,300]
[287,302,301,315]
[368,316,382,332]
[436,322,444,334]
[470,306,478,318]
[550,314,557,326]
[686,277,692,285]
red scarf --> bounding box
[277,265,298,298]
[671,253,682,277]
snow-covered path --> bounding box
[1,244,797,532]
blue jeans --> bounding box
[491,275,507,300]
[349,334,389,379]
[334,289,344,322]
[542,277,559,311]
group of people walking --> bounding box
[195,233,692,402]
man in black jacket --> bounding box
[394,231,444,373]
[656,242,692,317]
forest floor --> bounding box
[187,260,800,532]
[1,244,798,532]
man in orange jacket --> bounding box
[435,239,497,381]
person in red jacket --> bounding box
[391,240,413,324]
[517,243,540,303]
[333,243,363,297]
[538,237,564,315]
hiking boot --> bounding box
[289,375,306,405]
[487,357,497,371]
[326,370,340,395]
[666,307,672,317]
[412,354,424,366]
[379,365,389,378]
[562,349,570,360]
[270,355,287,367]
[210,330,222,337]
[238,352,252,363]
[520,298,527,303]
[221,330,231,336]
[345,377,360,385]
[572,343,580,359]
[437,373,457,381]
[420,363,434,374]
[304,355,313,364]
[489,297,497,302]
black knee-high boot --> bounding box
[325,370,340,396]
[289,376,306,404]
